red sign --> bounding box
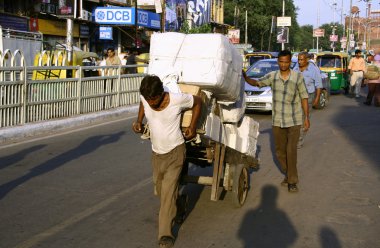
[30,18,39,32]
[330,35,338,42]
[313,28,325,37]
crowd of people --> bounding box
[97,47,149,75]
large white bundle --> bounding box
[202,115,259,158]
[176,33,243,102]
[148,32,243,102]
[148,32,186,78]
[236,116,260,139]
[219,77,246,123]
[222,123,258,158]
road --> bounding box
[0,93,379,248]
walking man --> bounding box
[363,54,380,106]
[293,52,323,148]
[348,49,366,98]
[243,50,309,192]
[132,75,202,247]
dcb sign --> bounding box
[94,7,160,29]
[94,7,134,24]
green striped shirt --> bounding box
[258,70,309,128]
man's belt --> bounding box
[353,70,363,72]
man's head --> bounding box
[367,54,374,63]
[107,47,116,58]
[355,49,362,57]
[140,75,165,108]
[298,52,309,68]
[277,50,292,72]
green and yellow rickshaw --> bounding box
[316,52,349,94]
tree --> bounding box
[224,0,302,51]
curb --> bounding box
[0,105,139,145]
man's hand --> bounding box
[303,118,310,132]
[132,122,143,133]
[183,127,196,140]
[312,97,320,108]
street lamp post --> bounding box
[282,0,285,50]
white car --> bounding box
[244,58,329,112]
[244,59,280,112]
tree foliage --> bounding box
[224,0,344,52]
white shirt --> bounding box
[141,92,194,154]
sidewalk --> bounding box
[0,105,139,146]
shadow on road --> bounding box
[0,131,125,200]
[0,144,46,170]
[259,127,285,176]
[319,226,342,248]
[238,185,298,248]
[332,98,380,172]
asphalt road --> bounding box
[0,93,379,248]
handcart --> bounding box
[181,135,259,207]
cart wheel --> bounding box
[232,164,249,207]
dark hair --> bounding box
[140,75,164,99]
[107,47,115,52]
[278,50,292,59]
[355,49,361,54]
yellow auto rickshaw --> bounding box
[32,50,99,80]
[243,52,279,71]
[316,52,349,94]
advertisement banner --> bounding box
[228,29,240,44]
[313,28,325,37]
[187,0,211,27]
[276,16,291,26]
[277,27,289,43]
[165,0,187,31]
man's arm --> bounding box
[301,98,310,131]
[132,102,145,133]
[135,56,149,63]
[242,70,260,87]
[312,68,323,107]
[183,95,202,140]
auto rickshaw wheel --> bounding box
[232,164,249,207]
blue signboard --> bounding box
[94,7,160,29]
[137,9,161,29]
[99,26,113,40]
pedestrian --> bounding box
[348,49,366,98]
[105,47,121,66]
[363,54,380,107]
[126,49,148,74]
[105,47,121,76]
[242,50,309,193]
[293,52,323,148]
[132,75,202,248]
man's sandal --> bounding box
[158,236,175,248]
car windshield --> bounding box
[317,56,341,67]
[246,60,279,78]
[249,55,271,66]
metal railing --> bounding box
[0,64,147,128]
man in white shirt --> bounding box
[132,75,202,248]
